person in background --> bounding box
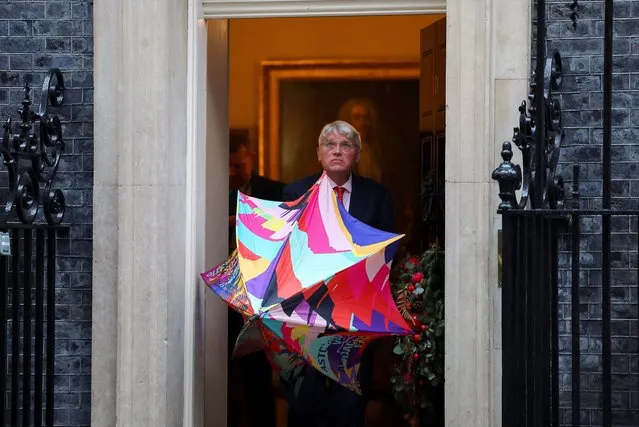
[282,120,395,427]
[227,129,283,427]
[229,129,284,249]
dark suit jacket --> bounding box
[282,173,396,426]
[283,173,395,233]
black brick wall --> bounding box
[0,2,93,426]
[541,1,639,426]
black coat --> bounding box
[282,172,396,427]
[283,173,395,233]
[226,173,285,427]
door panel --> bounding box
[419,16,446,249]
[434,18,446,133]
[420,25,435,133]
[420,17,446,134]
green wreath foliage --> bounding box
[390,248,445,421]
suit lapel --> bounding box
[349,175,365,220]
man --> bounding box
[228,129,283,427]
[283,120,395,427]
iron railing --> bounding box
[0,69,67,426]
[492,0,629,426]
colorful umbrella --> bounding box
[201,173,414,393]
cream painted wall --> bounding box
[228,15,443,130]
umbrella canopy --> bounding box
[201,173,413,393]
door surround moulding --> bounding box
[86,0,535,426]
[201,0,446,18]
[191,2,509,427]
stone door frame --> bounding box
[92,0,531,426]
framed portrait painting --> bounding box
[259,59,421,251]
[258,59,420,184]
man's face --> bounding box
[349,104,372,139]
[229,145,253,191]
[317,132,359,174]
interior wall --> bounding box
[228,15,444,132]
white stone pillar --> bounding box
[489,2,532,426]
[445,0,530,426]
[91,0,120,424]
[92,0,190,425]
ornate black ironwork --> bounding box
[491,142,522,211]
[0,69,66,225]
[492,51,565,211]
[570,1,580,30]
[497,1,627,426]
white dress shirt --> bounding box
[327,174,353,211]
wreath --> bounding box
[390,248,445,425]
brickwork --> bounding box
[540,1,639,426]
[0,2,93,426]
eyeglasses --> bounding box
[320,141,359,152]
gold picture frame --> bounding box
[258,59,420,180]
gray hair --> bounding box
[318,120,361,148]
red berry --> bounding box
[409,257,419,265]
[412,314,419,323]
[411,272,424,283]
[420,324,427,332]
[407,284,415,292]
[412,353,420,361]
[412,334,421,342]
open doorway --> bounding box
[218,13,446,427]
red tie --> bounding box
[333,186,345,204]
